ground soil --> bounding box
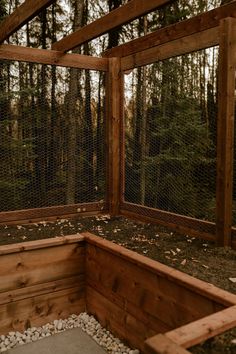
[0,215,236,353]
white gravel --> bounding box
[0,313,140,354]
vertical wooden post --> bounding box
[107,57,123,215]
[216,18,236,246]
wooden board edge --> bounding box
[145,334,190,354]
[0,201,106,224]
[83,233,236,306]
[0,234,85,255]
[165,305,236,349]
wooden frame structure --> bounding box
[0,233,236,353]
[0,1,236,250]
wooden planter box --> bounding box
[0,233,235,354]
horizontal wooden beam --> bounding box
[52,0,174,52]
[0,44,109,71]
[0,201,106,225]
[0,0,56,43]
[121,26,219,70]
[165,305,236,348]
[121,202,216,242]
[103,1,236,58]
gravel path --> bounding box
[0,313,139,354]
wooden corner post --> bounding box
[107,57,123,216]
[216,17,236,246]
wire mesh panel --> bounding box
[0,60,106,211]
[124,47,219,222]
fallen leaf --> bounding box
[176,248,181,253]
[229,278,236,283]
[181,259,187,265]
[170,249,176,256]
[231,339,236,344]
[202,264,209,269]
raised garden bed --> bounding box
[0,233,236,354]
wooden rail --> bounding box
[52,0,174,52]
[0,202,106,225]
[0,44,109,71]
[0,0,56,43]
[103,1,236,58]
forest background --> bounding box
[0,0,235,226]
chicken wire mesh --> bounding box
[0,60,106,211]
[124,47,219,223]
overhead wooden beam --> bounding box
[121,26,219,71]
[0,0,56,43]
[216,18,236,247]
[103,1,236,58]
[52,0,174,52]
[0,44,109,71]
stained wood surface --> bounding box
[120,203,216,242]
[52,0,173,52]
[0,44,108,71]
[0,286,85,334]
[216,18,236,246]
[104,1,236,58]
[86,286,153,352]
[145,334,190,354]
[165,305,236,348]
[0,244,85,293]
[107,58,122,215]
[121,27,219,71]
[84,233,236,306]
[0,201,105,224]
[0,0,55,43]
[0,236,86,333]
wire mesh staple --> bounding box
[124,47,219,223]
[0,60,106,211]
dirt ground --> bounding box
[0,215,236,354]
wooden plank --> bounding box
[103,1,236,58]
[0,210,106,226]
[0,286,85,334]
[121,27,219,71]
[0,0,55,43]
[86,285,153,352]
[0,275,84,305]
[145,334,190,354]
[0,44,108,71]
[0,200,106,224]
[216,18,236,246]
[52,0,174,52]
[120,202,216,242]
[108,58,122,215]
[165,305,236,349]
[86,243,225,330]
[0,243,85,293]
[84,233,236,306]
[0,235,84,255]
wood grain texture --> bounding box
[0,44,108,71]
[86,286,153,352]
[216,18,236,246]
[84,233,236,306]
[165,305,236,349]
[52,0,173,52]
[103,1,236,58]
[107,58,122,215]
[0,0,55,43]
[86,243,225,330]
[145,334,190,354]
[120,203,216,242]
[121,27,219,71]
[0,200,106,224]
[0,286,85,334]
[0,243,85,293]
